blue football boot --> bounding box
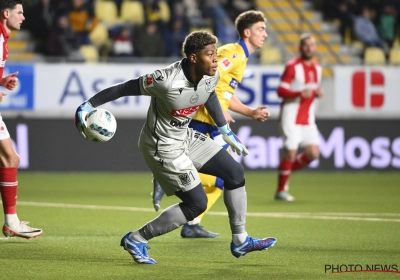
[120,232,157,264]
[231,236,277,258]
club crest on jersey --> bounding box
[205,78,212,91]
[219,57,232,70]
[190,93,199,104]
[171,104,203,117]
[229,78,238,89]
[143,75,154,88]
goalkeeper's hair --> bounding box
[182,31,218,57]
[0,0,22,13]
[235,10,266,38]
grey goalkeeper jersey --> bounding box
[138,60,221,150]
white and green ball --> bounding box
[84,108,117,142]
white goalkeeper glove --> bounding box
[218,124,249,156]
[74,101,93,140]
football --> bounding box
[84,108,117,142]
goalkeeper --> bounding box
[76,30,276,264]
[151,10,271,238]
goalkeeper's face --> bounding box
[195,44,218,77]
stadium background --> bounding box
[1,1,399,278]
[2,0,399,172]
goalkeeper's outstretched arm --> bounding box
[89,78,142,107]
[75,78,142,139]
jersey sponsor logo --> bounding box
[219,57,232,71]
[172,80,188,88]
[170,118,190,127]
[0,60,5,67]
[171,104,203,117]
[144,75,154,88]
[190,93,199,104]
[229,78,238,89]
[205,78,212,91]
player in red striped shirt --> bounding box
[0,0,42,238]
[275,33,324,201]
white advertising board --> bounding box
[32,64,285,118]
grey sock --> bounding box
[137,203,188,241]
[223,187,247,234]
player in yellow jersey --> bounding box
[151,10,270,238]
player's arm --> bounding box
[229,95,270,122]
[277,65,302,98]
[75,78,142,139]
[205,91,248,156]
[89,78,141,107]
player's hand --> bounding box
[315,88,324,98]
[1,72,19,90]
[218,124,249,156]
[223,110,235,124]
[74,101,93,139]
[251,106,270,122]
[301,88,313,98]
[0,92,7,103]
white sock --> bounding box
[232,232,248,246]
[129,231,148,243]
[4,214,19,227]
[188,217,201,225]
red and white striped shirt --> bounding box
[0,22,9,79]
[278,57,322,125]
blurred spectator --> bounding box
[44,14,78,57]
[181,0,204,26]
[378,5,397,48]
[111,26,134,57]
[224,0,256,22]
[68,0,99,46]
[25,0,56,53]
[163,2,189,57]
[134,22,165,57]
[199,0,237,44]
[336,1,357,43]
[354,6,386,51]
[321,0,359,21]
[143,0,163,26]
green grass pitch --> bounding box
[1,172,399,279]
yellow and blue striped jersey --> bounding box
[193,39,250,125]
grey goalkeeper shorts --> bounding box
[139,128,222,196]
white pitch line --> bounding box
[15,201,156,212]
[10,201,400,223]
